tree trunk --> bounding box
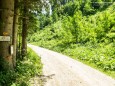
[0,0,14,70]
[21,1,28,57]
[12,0,19,67]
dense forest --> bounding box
[0,0,115,85]
[0,0,43,85]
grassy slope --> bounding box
[28,3,115,78]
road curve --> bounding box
[28,44,115,86]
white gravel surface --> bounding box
[28,44,115,86]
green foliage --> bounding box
[15,48,42,85]
[62,1,80,16]
[28,3,115,46]
[63,43,115,71]
[0,70,16,86]
[0,48,42,86]
[0,57,6,71]
[39,15,53,29]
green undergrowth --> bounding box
[0,48,42,86]
[63,43,115,78]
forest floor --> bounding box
[28,44,115,86]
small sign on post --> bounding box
[0,36,10,41]
[10,45,14,55]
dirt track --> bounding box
[28,44,115,86]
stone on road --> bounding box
[28,44,115,86]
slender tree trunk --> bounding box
[21,1,28,57]
[12,0,19,67]
[0,0,14,70]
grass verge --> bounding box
[31,42,115,79]
[0,47,43,86]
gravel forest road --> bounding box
[28,44,115,86]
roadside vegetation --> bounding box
[28,2,115,78]
[0,48,42,86]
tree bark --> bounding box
[0,0,14,70]
[12,0,19,67]
[21,1,28,57]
